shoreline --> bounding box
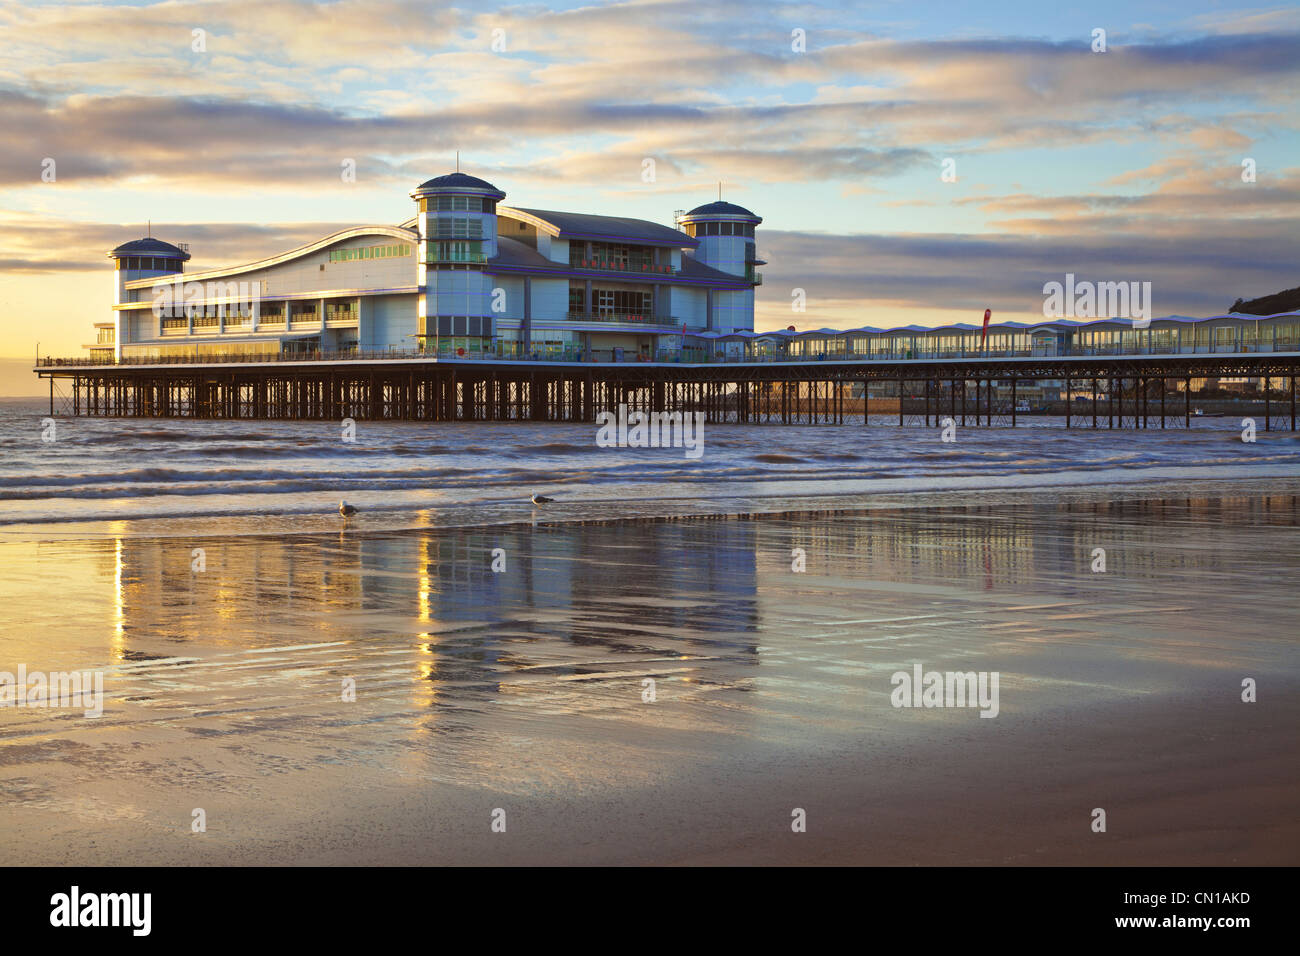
[3,469,1300,539]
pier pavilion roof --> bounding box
[692,311,1300,342]
[500,207,698,248]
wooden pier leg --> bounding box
[1010,378,1017,428]
[1265,375,1270,431]
[1185,375,1191,428]
[1161,376,1166,429]
[1092,377,1098,428]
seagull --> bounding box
[530,493,555,505]
[339,500,357,519]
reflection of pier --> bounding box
[106,521,761,695]
[36,351,1300,430]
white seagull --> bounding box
[339,500,358,519]
[531,493,555,505]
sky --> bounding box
[1,0,1298,393]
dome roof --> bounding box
[108,237,190,259]
[684,200,759,219]
[413,172,505,195]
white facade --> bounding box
[94,176,761,363]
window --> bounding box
[435,195,483,212]
[328,243,411,262]
[431,241,483,263]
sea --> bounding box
[1,397,1297,535]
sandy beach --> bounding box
[1,481,1296,865]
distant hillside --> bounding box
[1230,285,1300,316]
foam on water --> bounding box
[2,397,1297,533]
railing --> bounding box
[563,312,677,325]
[35,340,1300,369]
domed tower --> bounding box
[677,200,763,333]
[108,236,190,361]
[410,172,507,354]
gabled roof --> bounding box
[489,236,557,270]
[499,207,697,248]
[678,254,748,284]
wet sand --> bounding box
[1,483,1297,865]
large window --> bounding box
[595,289,651,315]
[568,242,657,270]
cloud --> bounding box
[757,221,1300,322]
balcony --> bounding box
[563,312,678,326]
[570,258,675,276]
[748,269,763,286]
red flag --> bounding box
[981,308,992,349]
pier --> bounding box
[33,349,1300,430]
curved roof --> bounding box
[682,200,760,220]
[108,237,190,260]
[499,206,697,248]
[412,172,505,196]
[122,225,416,287]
